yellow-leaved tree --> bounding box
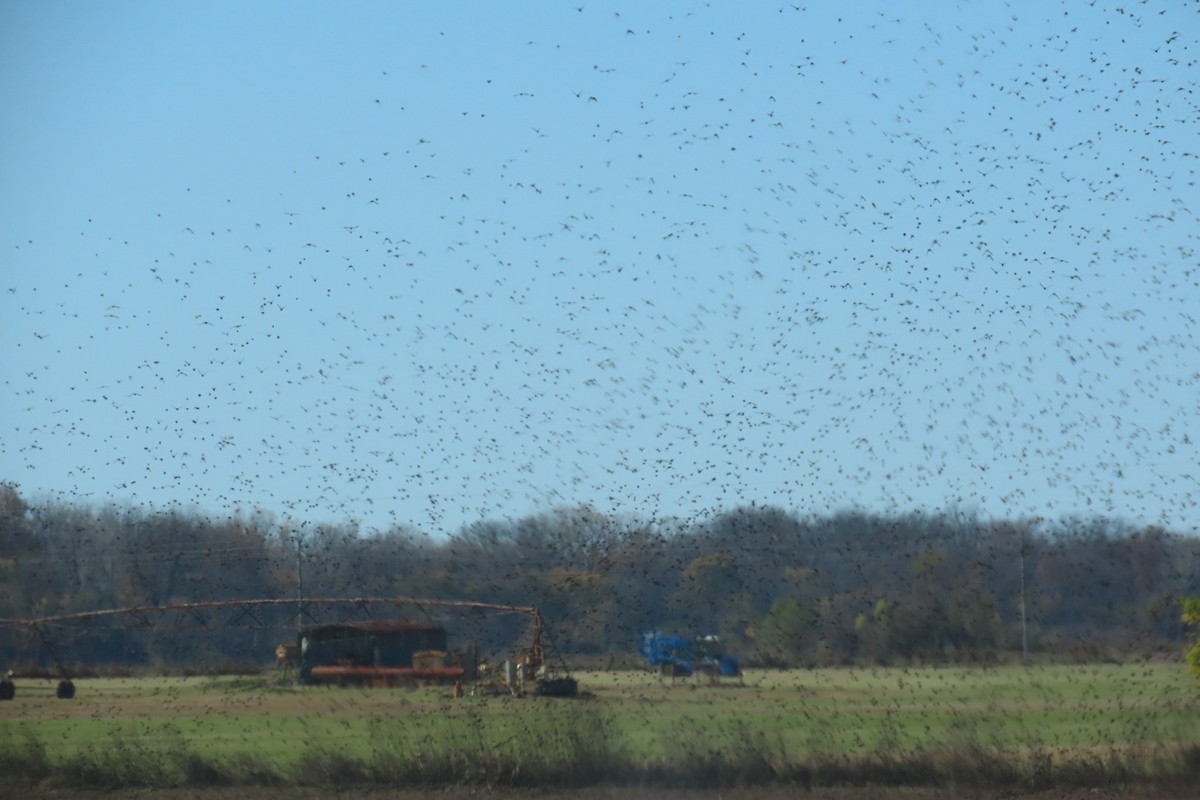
[1183,597,1200,685]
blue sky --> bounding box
[2,1,1197,536]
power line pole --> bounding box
[1019,519,1037,663]
[1019,530,1028,663]
[296,533,304,637]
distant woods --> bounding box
[1,481,1197,669]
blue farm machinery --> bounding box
[640,632,741,682]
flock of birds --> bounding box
[3,1,1197,537]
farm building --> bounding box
[298,620,473,686]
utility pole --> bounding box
[1019,519,1036,664]
[1019,531,1028,663]
[296,532,304,637]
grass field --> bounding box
[1,663,1198,792]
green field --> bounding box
[2,663,1198,792]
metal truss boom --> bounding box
[0,596,540,629]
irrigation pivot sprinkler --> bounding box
[0,596,575,698]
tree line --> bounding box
[1,482,1197,670]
